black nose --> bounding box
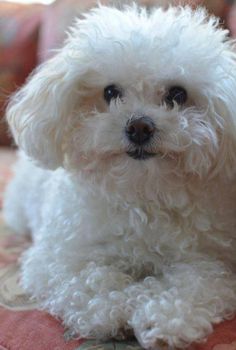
[125,116,155,145]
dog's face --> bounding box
[7,5,236,197]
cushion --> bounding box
[228,3,236,37]
[0,3,43,146]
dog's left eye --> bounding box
[164,86,188,108]
[104,85,123,104]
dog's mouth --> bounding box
[126,148,156,160]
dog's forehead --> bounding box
[68,6,229,89]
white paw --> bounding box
[135,328,175,350]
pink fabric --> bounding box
[0,3,43,146]
[193,319,236,350]
[0,308,83,350]
[228,4,236,38]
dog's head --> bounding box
[7,5,236,196]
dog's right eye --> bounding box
[104,85,123,104]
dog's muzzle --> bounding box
[125,116,157,160]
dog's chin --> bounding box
[126,149,157,160]
[74,147,180,171]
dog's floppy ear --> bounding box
[6,50,81,170]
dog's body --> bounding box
[3,4,236,349]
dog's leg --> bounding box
[127,259,236,349]
[21,242,136,339]
[20,242,236,348]
[56,264,135,339]
[3,156,48,236]
[3,164,30,235]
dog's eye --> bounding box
[164,86,188,108]
[104,84,123,104]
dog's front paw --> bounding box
[133,324,175,350]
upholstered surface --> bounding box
[0,149,236,350]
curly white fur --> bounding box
[3,4,236,349]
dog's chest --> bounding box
[99,183,236,257]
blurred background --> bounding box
[0,0,235,147]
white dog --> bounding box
[3,3,236,349]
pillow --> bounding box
[0,2,43,146]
